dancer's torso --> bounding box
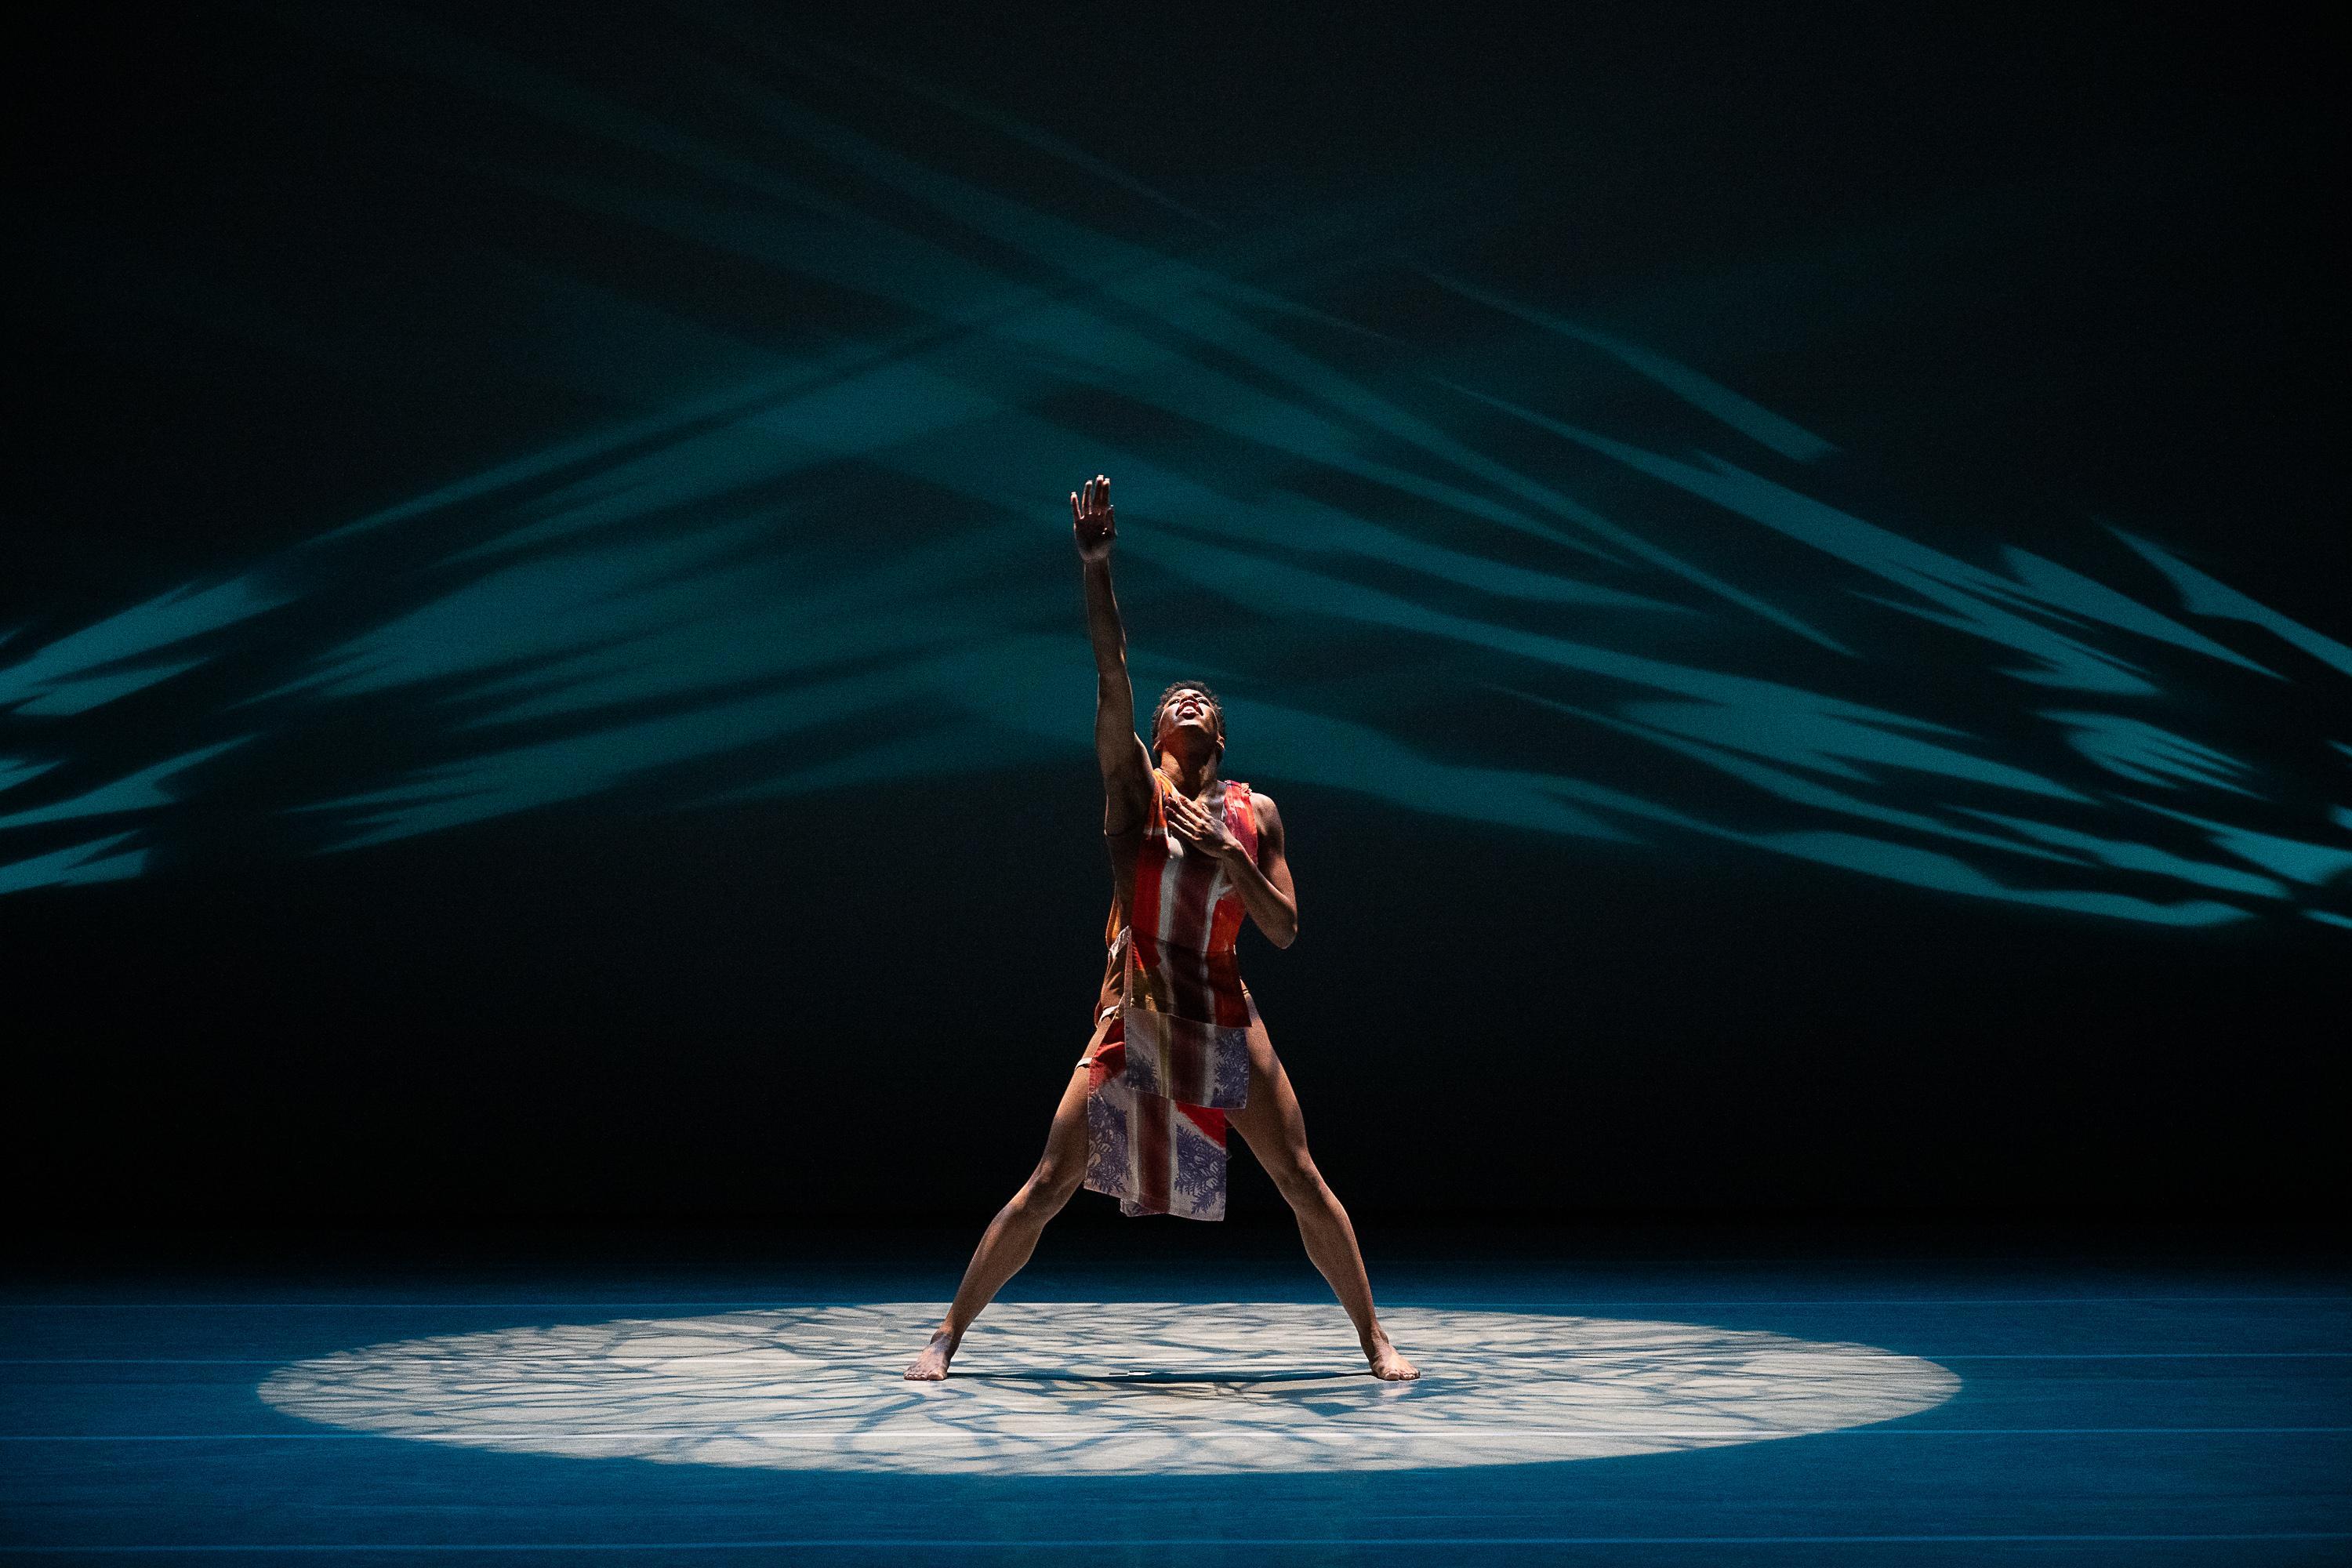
[1100,771,1260,1000]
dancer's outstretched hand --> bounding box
[1072,474,1115,561]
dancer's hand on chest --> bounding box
[1164,789,1243,862]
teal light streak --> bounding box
[0,833,146,895]
[1429,379,1844,648]
[2117,532,2352,679]
[15,659,207,717]
[0,757,59,795]
[1452,390,2272,695]
[305,634,1081,849]
[2042,712,2260,797]
[1617,698,2080,798]
[1426,271,1839,463]
[1181,504,1679,612]
[2130,801,2352,887]
[0,577,286,713]
[1218,697,1642,844]
[1133,524,2085,803]
[1954,811,2286,898]
[285,518,789,700]
[1733,829,2249,927]
[1994,547,2274,677]
[1511,693,2251,924]
[1526,695,2085,867]
[0,740,251,830]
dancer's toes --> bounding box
[904,1334,955,1381]
[1367,1339,1420,1381]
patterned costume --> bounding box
[1083,771,1260,1220]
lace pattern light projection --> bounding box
[259,1301,1959,1475]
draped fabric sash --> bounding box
[1083,777,1258,1221]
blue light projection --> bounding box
[3,10,2347,931]
[0,578,288,717]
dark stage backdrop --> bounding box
[5,5,2343,1228]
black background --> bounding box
[5,3,2343,1232]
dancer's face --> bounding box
[1157,689,1222,750]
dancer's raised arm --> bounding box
[1073,474,1153,831]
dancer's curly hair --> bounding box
[1149,680,1225,753]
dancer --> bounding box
[906,475,1417,1382]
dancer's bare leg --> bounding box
[905,1063,1091,1380]
[1227,1018,1420,1380]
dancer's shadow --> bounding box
[960,1368,1359,1386]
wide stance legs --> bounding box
[902,1065,1091,1381]
[906,1020,1417,1381]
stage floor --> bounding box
[3,1229,2347,1564]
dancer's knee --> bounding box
[1266,1151,1330,1210]
[1018,1157,1084,1215]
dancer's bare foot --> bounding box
[1366,1330,1420,1381]
[904,1330,957,1381]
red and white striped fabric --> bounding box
[1084,774,1260,1220]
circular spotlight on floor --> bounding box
[260,1302,1957,1475]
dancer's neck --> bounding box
[1156,745,1220,800]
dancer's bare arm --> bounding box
[1165,789,1299,948]
[1073,475,1152,833]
